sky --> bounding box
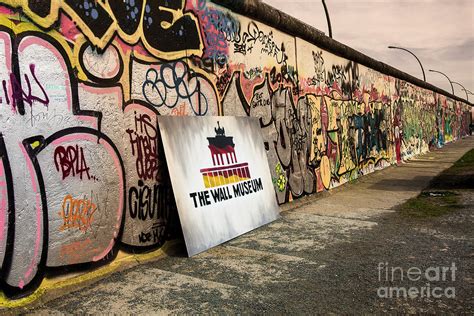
[262,0,474,102]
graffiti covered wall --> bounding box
[0,0,470,300]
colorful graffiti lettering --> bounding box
[58,194,97,233]
[54,145,94,181]
[0,0,469,301]
[126,112,158,181]
[4,0,204,59]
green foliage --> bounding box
[398,192,460,218]
[397,149,474,218]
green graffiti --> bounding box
[272,163,287,192]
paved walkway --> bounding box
[30,137,474,314]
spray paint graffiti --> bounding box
[0,0,469,301]
[141,61,213,116]
[126,112,159,181]
[54,144,95,181]
[4,0,204,59]
[58,194,97,233]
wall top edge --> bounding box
[211,0,472,106]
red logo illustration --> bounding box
[200,122,251,188]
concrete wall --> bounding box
[0,0,470,300]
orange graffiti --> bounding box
[59,239,100,265]
[58,194,97,233]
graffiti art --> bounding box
[0,0,469,300]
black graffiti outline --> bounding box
[235,21,286,65]
[7,127,126,299]
[1,0,204,60]
[78,42,124,85]
[0,29,128,297]
[141,61,210,116]
[119,104,176,251]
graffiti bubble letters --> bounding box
[58,194,97,233]
[54,145,95,181]
[126,112,158,181]
[142,61,209,115]
[8,0,203,59]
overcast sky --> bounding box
[263,0,473,101]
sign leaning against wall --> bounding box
[158,116,280,256]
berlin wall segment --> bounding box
[0,0,469,301]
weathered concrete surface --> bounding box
[27,137,474,314]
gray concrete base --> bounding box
[28,136,474,314]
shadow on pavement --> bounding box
[368,176,433,191]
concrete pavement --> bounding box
[27,136,474,314]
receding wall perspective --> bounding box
[0,0,470,300]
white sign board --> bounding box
[158,116,280,256]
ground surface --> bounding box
[26,137,474,314]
